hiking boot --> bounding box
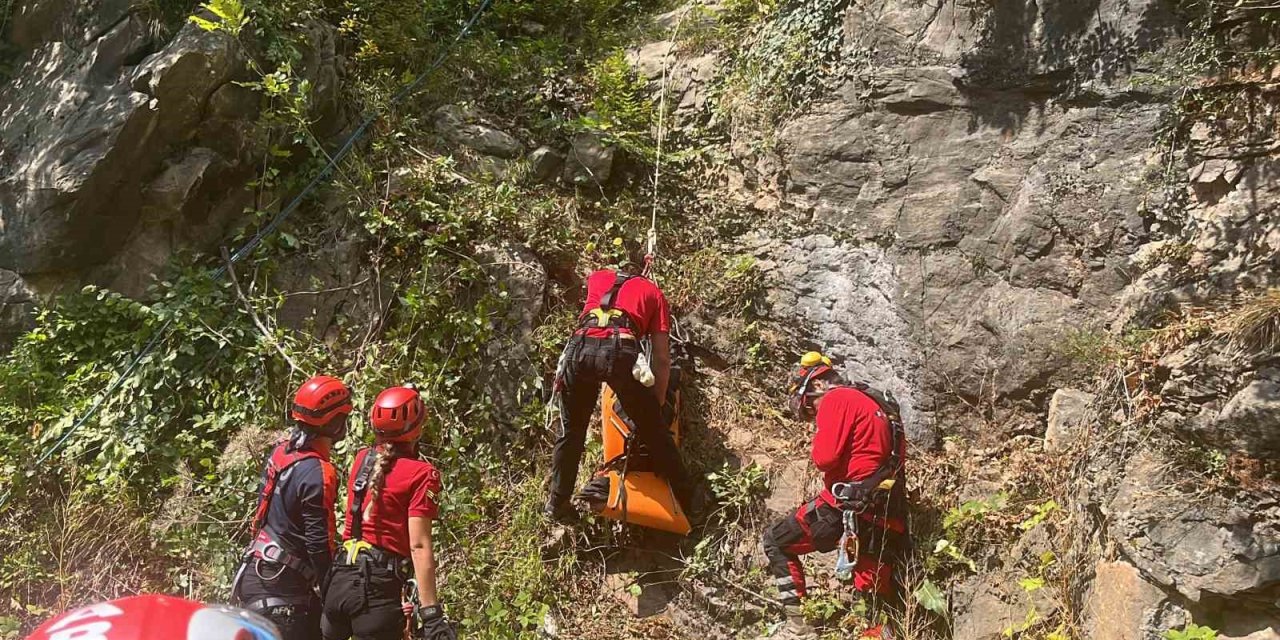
[759,605,817,639]
[543,499,577,525]
[676,485,706,524]
[573,476,611,514]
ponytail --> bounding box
[369,443,395,501]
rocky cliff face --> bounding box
[0,0,341,345]
[632,0,1277,636]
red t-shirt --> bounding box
[343,448,443,558]
[810,387,901,502]
[580,269,671,338]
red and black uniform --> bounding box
[234,439,338,640]
[763,387,908,603]
[321,448,442,640]
[548,269,693,513]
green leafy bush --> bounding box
[1166,623,1219,640]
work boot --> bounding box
[543,499,577,525]
[573,476,611,514]
[762,605,816,639]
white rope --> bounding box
[647,4,694,272]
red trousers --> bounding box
[762,496,904,604]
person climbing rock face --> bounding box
[26,594,283,640]
[545,264,695,522]
[232,375,351,640]
[321,385,455,640]
[760,353,909,640]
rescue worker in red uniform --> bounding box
[233,375,351,640]
[322,385,455,640]
[27,594,283,640]
[761,353,908,639]
[545,267,695,522]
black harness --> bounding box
[830,382,907,512]
[337,449,410,579]
[347,449,378,544]
[578,272,636,332]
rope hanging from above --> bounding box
[643,3,692,281]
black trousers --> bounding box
[236,561,321,640]
[256,601,322,640]
[548,335,693,510]
[321,562,406,640]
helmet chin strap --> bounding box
[291,417,349,449]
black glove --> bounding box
[416,605,456,640]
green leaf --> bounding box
[912,579,948,616]
[1165,623,1219,640]
[1018,499,1059,531]
[1018,577,1045,592]
[188,15,220,32]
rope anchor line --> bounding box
[642,5,690,279]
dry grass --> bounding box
[1216,288,1280,356]
[0,479,173,635]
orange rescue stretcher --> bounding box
[594,367,691,535]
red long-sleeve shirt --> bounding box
[580,270,671,338]
[811,386,900,508]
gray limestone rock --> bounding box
[562,131,615,187]
[1215,375,1280,457]
[0,6,342,318]
[1109,450,1280,603]
[0,270,36,349]
[528,146,565,183]
[746,233,929,443]
[1045,388,1095,451]
[952,568,1060,640]
[433,104,524,159]
[627,40,719,126]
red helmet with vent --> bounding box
[291,375,353,428]
[370,386,426,443]
[27,594,281,640]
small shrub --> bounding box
[1165,623,1219,640]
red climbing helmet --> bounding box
[370,385,427,443]
[290,375,353,428]
[26,594,281,640]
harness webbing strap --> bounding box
[580,272,639,331]
[599,272,631,311]
[252,440,323,536]
[346,448,379,543]
[832,384,906,507]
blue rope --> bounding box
[1,0,495,510]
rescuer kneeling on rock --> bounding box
[322,385,455,640]
[232,375,351,640]
[760,353,909,639]
[545,264,695,522]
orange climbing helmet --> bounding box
[290,375,353,428]
[370,385,427,443]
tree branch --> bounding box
[221,247,300,374]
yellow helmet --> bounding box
[787,351,837,418]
